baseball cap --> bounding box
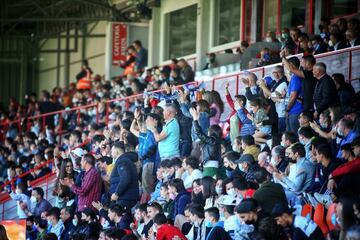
[237,154,255,165]
[71,148,84,157]
[218,195,237,206]
[235,198,259,214]
[271,203,295,218]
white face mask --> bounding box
[72,219,78,226]
[30,196,37,203]
[265,37,272,42]
[227,188,236,197]
[270,157,278,166]
[15,189,21,194]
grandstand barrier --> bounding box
[1,46,360,140]
[0,46,359,220]
[0,140,90,220]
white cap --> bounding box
[218,195,237,206]
[71,148,84,157]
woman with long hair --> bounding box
[0,224,9,240]
[203,90,224,125]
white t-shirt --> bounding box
[182,169,203,189]
[271,82,287,118]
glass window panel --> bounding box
[331,0,358,16]
[263,0,278,32]
[214,0,241,46]
[281,0,306,28]
[167,5,197,59]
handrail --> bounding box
[2,46,360,138]
[0,140,90,192]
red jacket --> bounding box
[332,158,360,178]
[156,224,187,240]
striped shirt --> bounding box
[48,220,65,240]
[72,166,101,211]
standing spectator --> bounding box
[27,187,52,217]
[177,59,194,83]
[149,104,180,160]
[133,40,148,73]
[243,73,262,101]
[9,182,31,219]
[259,66,288,133]
[283,54,317,112]
[109,142,139,211]
[38,90,60,129]
[60,154,101,211]
[332,73,355,106]
[203,91,224,126]
[283,57,304,133]
[190,107,223,177]
[312,63,338,119]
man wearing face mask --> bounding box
[218,195,238,239]
[274,143,315,205]
[270,145,288,173]
[47,207,65,240]
[253,168,287,215]
[186,203,210,240]
[204,207,232,240]
[223,151,242,178]
[280,131,298,149]
[237,154,259,183]
[9,182,31,219]
[202,53,218,70]
[60,207,75,240]
[235,198,269,230]
[336,118,358,160]
[298,127,316,160]
[27,187,52,217]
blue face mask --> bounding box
[205,220,213,228]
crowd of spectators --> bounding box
[0,18,360,240]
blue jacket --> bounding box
[135,47,148,70]
[109,152,140,201]
[236,108,256,136]
[173,190,191,219]
[138,131,159,165]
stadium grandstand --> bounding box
[0,0,360,240]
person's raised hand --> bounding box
[189,107,200,121]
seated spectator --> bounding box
[253,168,287,214]
[269,145,288,173]
[332,73,355,106]
[9,182,31,219]
[274,143,315,205]
[47,207,65,240]
[272,203,325,240]
[181,156,203,189]
[27,187,52,217]
[152,213,187,240]
[186,203,208,240]
[204,207,232,240]
[240,135,260,161]
[237,154,260,183]
[247,98,272,144]
[168,178,191,219]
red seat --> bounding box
[313,204,329,236]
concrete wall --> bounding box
[37,21,107,96]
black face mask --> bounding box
[285,156,296,164]
[245,220,256,225]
